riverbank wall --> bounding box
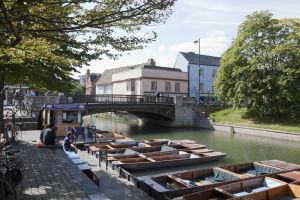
[213,123,300,141]
[170,97,300,141]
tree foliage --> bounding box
[0,0,176,91]
[214,11,300,115]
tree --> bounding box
[214,11,300,115]
[0,0,176,90]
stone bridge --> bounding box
[27,95,207,127]
[72,95,175,121]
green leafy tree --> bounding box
[0,0,176,90]
[214,11,300,115]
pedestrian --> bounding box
[39,124,49,142]
[63,131,78,153]
[59,92,64,103]
[14,90,20,105]
[44,126,57,146]
[155,90,160,103]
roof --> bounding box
[96,62,183,85]
[92,73,101,84]
[143,65,181,72]
[96,66,135,85]
[90,74,99,83]
[180,52,221,66]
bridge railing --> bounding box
[72,95,174,105]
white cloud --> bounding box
[169,31,230,56]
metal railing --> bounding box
[72,95,175,105]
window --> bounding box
[165,82,171,92]
[212,69,217,78]
[175,82,180,93]
[103,85,108,93]
[62,111,78,123]
[199,83,204,92]
[151,81,157,91]
[199,68,204,77]
[127,79,135,91]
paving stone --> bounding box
[20,131,101,200]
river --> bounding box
[83,116,300,177]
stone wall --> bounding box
[170,97,197,127]
[170,97,216,129]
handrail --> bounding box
[72,95,175,105]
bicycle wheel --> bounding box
[3,108,13,118]
[6,157,25,184]
[0,177,17,200]
[20,108,28,117]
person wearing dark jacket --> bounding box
[44,127,57,145]
[63,132,78,153]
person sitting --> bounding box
[44,127,57,146]
[39,124,49,142]
[63,131,78,153]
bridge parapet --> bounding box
[72,95,174,105]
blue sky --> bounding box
[77,0,300,76]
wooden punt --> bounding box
[140,161,286,200]
[177,176,288,200]
[96,131,129,142]
[259,160,300,171]
[112,151,226,171]
[244,182,300,200]
[90,142,206,156]
[220,162,283,177]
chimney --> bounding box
[147,58,156,66]
[86,69,90,83]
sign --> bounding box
[44,104,86,110]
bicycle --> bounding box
[4,100,32,118]
[0,145,24,200]
[3,117,22,144]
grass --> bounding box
[209,107,300,133]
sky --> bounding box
[76,0,300,76]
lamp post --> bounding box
[193,38,201,103]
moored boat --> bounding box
[174,176,288,200]
[112,151,226,171]
[139,160,299,200]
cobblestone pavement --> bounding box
[20,131,105,200]
[77,151,154,200]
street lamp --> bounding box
[193,38,201,103]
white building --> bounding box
[174,52,220,98]
[95,66,134,95]
[95,59,188,96]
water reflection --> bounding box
[83,116,300,176]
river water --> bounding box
[83,116,300,177]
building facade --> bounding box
[112,62,188,96]
[174,52,220,98]
[85,69,100,95]
[95,59,188,96]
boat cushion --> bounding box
[179,151,188,154]
[124,149,138,155]
[161,145,175,152]
[138,143,147,147]
[252,186,269,193]
[263,178,285,188]
[253,162,282,174]
[189,154,200,158]
[115,139,136,145]
[234,191,249,197]
[213,168,241,181]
